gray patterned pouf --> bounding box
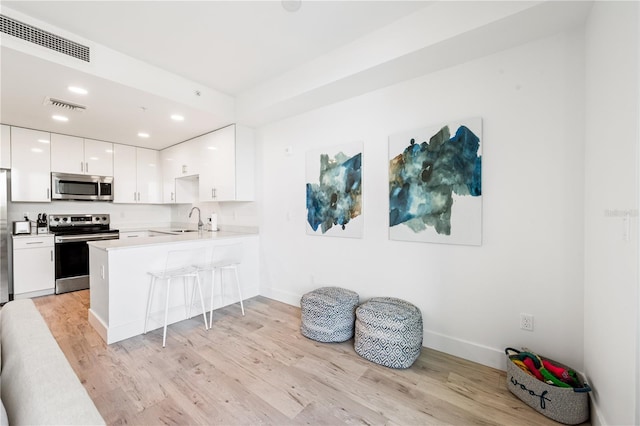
[354,297,423,369]
[300,287,360,343]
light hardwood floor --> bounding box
[32,291,589,425]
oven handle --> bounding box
[55,234,119,243]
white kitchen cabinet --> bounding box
[160,144,178,203]
[113,144,136,203]
[51,134,113,176]
[84,139,114,176]
[50,133,83,173]
[12,235,55,299]
[0,124,11,169]
[197,124,254,202]
[113,144,161,204]
[136,147,162,203]
[160,142,198,204]
[162,140,198,180]
[11,127,51,202]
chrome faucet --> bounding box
[188,207,204,232]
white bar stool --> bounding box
[144,249,209,347]
[195,243,245,327]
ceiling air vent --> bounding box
[0,14,90,62]
[43,97,87,112]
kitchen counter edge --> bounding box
[88,230,258,251]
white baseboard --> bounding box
[589,397,605,426]
[424,329,506,370]
[88,309,108,342]
[261,286,301,307]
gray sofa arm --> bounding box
[0,299,105,425]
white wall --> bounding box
[584,2,639,425]
[257,29,586,370]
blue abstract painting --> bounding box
[306,142,363,238]
[389,118,482,245]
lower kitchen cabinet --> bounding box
[12,235,55,299]
[119,231,149,239]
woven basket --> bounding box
[505,348,591,425]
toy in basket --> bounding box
[505,347,592,425]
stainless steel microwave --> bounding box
[51,172,113,201]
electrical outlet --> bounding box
[520,313,534,331]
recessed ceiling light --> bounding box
[31,148,43,153]
[37,139,49,144]
[68,86,88,95]
[138,132,150,138]
[171,114,184,121]
[52,115,68,122]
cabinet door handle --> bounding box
[80,161,84,172]
[26,241,43,245]
[85,162,89,173]
[137,192,140,202]
[212,188,217,199]
[46,188,50,200]
[171,192,174,201]
[134,192,137,201]
[50,250,53,261]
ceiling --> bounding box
[0,1,429,149]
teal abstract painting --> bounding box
[389,118,482,245]
[306,142,363,238]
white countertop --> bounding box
[88,229,258,251]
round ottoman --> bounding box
[300,287,359,342]
[354,297,423,369]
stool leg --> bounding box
[184,276,191,318]
[220,269,225,309]
[188,275,195,320]
[209,268,216,327]
[144,276,156,334]
[232,265,245,316]
[195,273,208,330]
[163,278,171,348]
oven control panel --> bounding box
[49,214,110,228]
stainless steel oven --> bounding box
[49,214,119,294]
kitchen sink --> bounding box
[171,229,198,233]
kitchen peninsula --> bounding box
[87,230,259,344]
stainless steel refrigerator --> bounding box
[1,169,8,303]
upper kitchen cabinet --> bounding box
[51,134,113,176]
[11,127,51,202]
[84,139,114,176]
[136,147,162,203]
[160,142,199,204]
[0,125,11,169]
[197,124,255,202]
[113,144,161,204]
